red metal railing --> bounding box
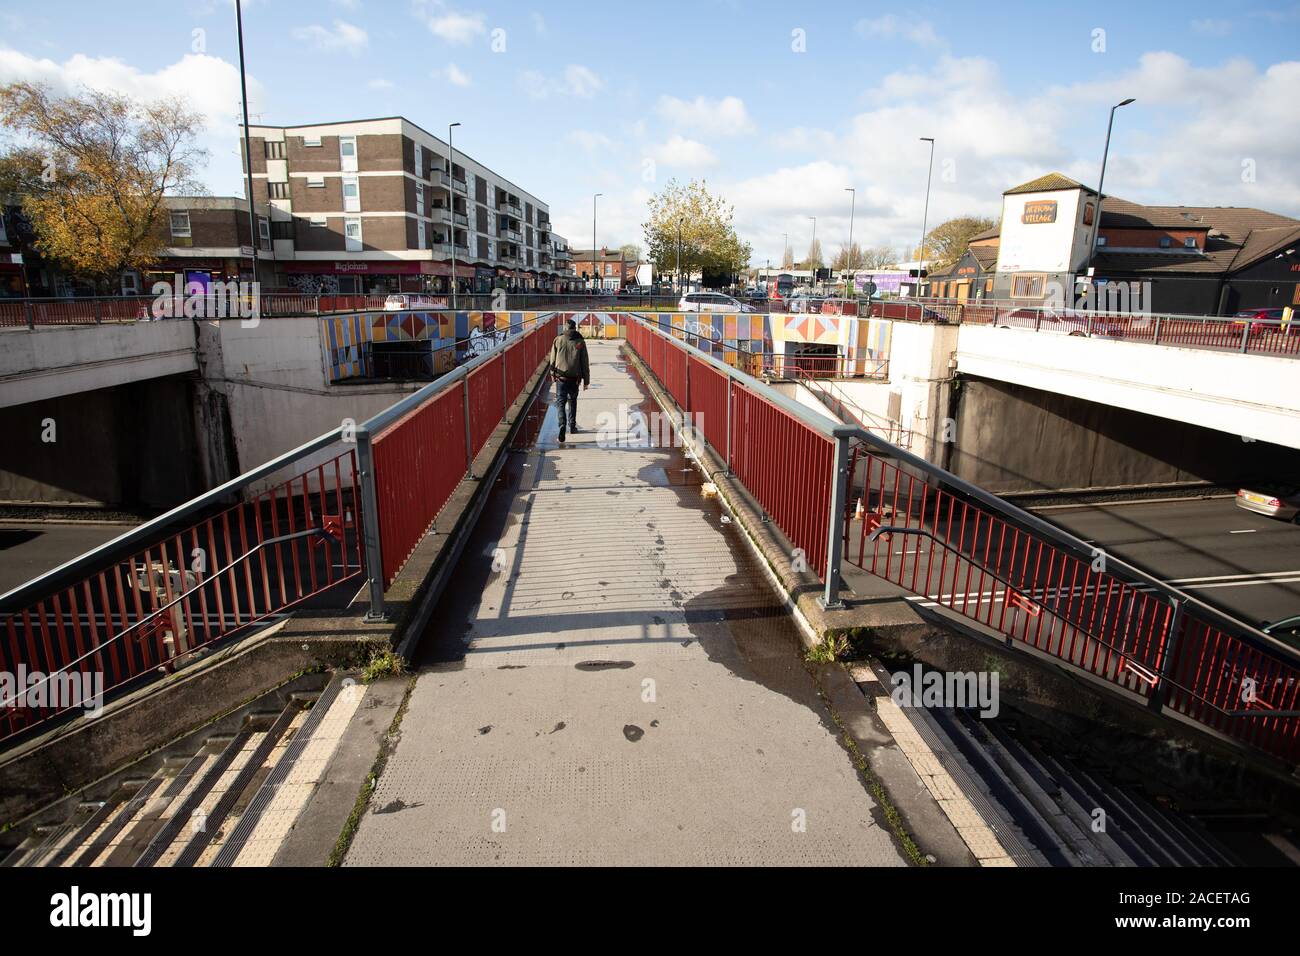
[630,315,1300,767]
[627,320,834,578]
[879,297,1300,357]
[843,445,1300,764]
[371,387,469,588]
[0,450,363,742]
[763,354,890,380]
[367,315,558,589]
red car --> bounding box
[1232,308,1289,335]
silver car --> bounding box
[1235,485,1300,521]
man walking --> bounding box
[548,318,590,443]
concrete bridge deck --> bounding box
[344,340,910,866]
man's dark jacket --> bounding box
[548,329,590,386]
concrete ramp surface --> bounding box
[345,341,908,866]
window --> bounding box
[264,140,285,160]
[344,217,362,251]
[1011,273,1046,298]
[1159,236,1173,248]
[307,176,325,188]
[417,219,426,250]
[1096,236,1107,247]
[258,217,270,246]
[339,135,357,172]
[302,134,322,147]
[272,221,294,240]
[414,143,423,177]
[268,181,289,200]
[169,211,191,238]
[1183,237,1197,249]
[415,183,424,217]
[342,176,361,212]
[309,215,328,228]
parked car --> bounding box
[1232,308,1289,334]
[1234,484,1300,521]
[1262,615,1300,650]
[384,293,442,311]
[678,291,756,313]
[1003,307,1124,337]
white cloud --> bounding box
[656,94,754,136]
[563,65,602,98]
[1190,18,1232,36]
[854,15,944,48]
[292,20,369,56]
[367,77,394,90]
[568,130,615,151]
[723,49,1300,263]
[414,1,486,44]
[651,136,719,168]
[0,47,266,195]
[519,64,603,99]
[442,63,471,87]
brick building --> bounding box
[243,116,573,295]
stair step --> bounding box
[220,678,364,867]
[72,772,170,868]
[93,749,220,867]
[43,801,117,868]
[156,701,303,867]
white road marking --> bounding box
[1228,529,1258,534]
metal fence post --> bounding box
[355,427,387,622]
[1152,316,1162,345]
[25,301,34,330]
[818,432,851,610]
[725,376,733,475]
[1147,598,1184,715]
[463,376,476,478]
[1239,322,1251,354]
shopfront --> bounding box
[284,259,475,296]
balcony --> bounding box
[499,199,522,217]
[430,207,450,223]
[504,229,522,243]
[431,169,450,188]
[453,211,469,227]
[452,177,468,194]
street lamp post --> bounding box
[592,192,601,294]
[234,0,258,290]
[676,219,682,295]
[844,186,856,293]
[917,137,935,298]
[1087,98,1135,276]
[448,122,461,309]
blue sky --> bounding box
[3,0,1299,264]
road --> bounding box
[1035,496,1300,628]
[0,520,136,596]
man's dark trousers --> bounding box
[556,376,580,431]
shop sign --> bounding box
[1022,200,1058,224]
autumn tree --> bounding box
[862,245,898,269]
[801,237,823,271]
[643,179,751,286]
[0,83,207,286]
[781,244,795,269]
[919,216,996,271]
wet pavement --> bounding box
[345,340,908,866]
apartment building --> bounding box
[243,116,567,295]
